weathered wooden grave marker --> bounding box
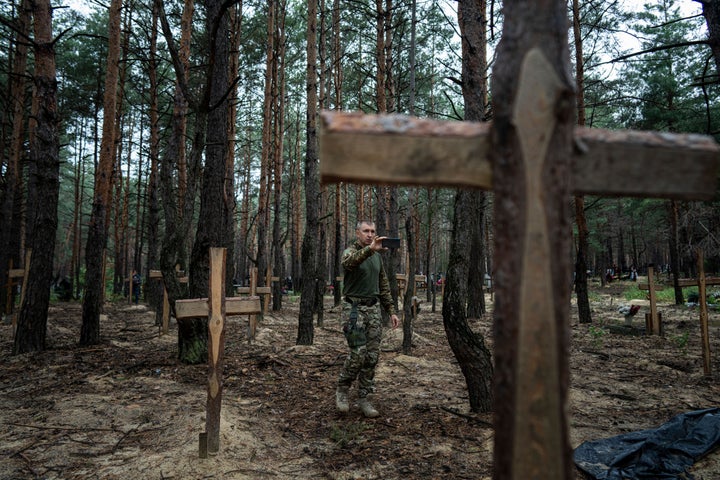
[174,247,261,456]
[319,51,719,480]
[689,249,715,376]
[149,267,188,334]
[4,251,31,333]
[638,264,664,334]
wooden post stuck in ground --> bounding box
[149,269,189,334]
[696,250,712,376]
[174,248,261,456]
[677,250,719,376]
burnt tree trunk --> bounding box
[13,0,59,354]
[186,0,231,364]
[297,0,319,345]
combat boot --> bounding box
[358,396,379,418]
[335,386,350,413]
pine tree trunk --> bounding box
[13,0,59,354]
[297,0,319,345]
[572,0,591,324]
[0,0,30,315]
[442,0,493,412]
[185,0,231,364]
[146,0,161,315]
[81,0,123,346]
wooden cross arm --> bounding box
[149,269,189,283]
[319,111,720,200]
[677,277,720,287]
[236,286,272,295]
[8,269,25,279]
[175,296,262,319]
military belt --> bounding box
[345,296,378,307]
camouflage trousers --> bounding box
[337,302,383,398]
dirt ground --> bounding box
[1,280,719,480]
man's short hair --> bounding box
[356,220,375,229]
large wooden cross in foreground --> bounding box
[319,39,719,480]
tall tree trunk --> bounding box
[186,0,231,363]
[146,0,161,313]
[442,0,493,413]
[331,0,343,307]
[70,124,86,300]
[225,2,242,296]
[297,0,319,345]
[572,0,591,323]
[257,0,276,300]
[0,0,30,315]
[271,1,286,310]
[13,0,59,354]
[81,0,123,345]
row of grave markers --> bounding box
[149,266,276,337]
[638,250,716,375]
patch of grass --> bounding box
[623,285,676,302]
[586,290,603,303]
[588,325,607,348]
[670,331,690,355]
[329,421,368,448]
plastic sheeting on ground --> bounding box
[573,408,720,479]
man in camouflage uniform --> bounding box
[336,220,399,417]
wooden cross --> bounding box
[319,62,719,480]
[148,267,188,334]
[690,250,714,376]
[638,264,664,334]
[4,250,31,334]
[174,247,262,456]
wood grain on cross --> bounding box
[319,60,719,480]
[174,247,262,456]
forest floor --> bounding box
[1,279,720,479]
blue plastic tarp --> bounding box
[573,408,720,480]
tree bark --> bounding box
[146,0,161,316]
[0,0,30,315]
[13,0,60,354]
[572,0,591,324]
[81,0,123,345]
[442,0,493,412]
[186,0,231,363]
[297,0,319,345]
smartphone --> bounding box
[381,238,401,249]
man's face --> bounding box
[356,222,376,246]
